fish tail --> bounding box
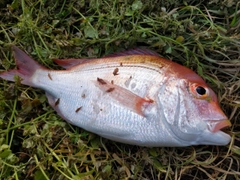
[0,46,46,86]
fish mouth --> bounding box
[208,119,232,133]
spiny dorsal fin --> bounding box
[104,48,160,58]
[53,48,159,69]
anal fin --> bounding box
[45,92,69,122]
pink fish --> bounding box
[0,46,231,146]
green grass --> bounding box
[0,0,240,179]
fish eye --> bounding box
[196,86,206,95]
[189,83,209,99]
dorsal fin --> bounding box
[53,48,159,69]
[104,48,160,58]
[53,58,91,69]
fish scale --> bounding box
[0,46,231,147]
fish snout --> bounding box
[206,99,231,133]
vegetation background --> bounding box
[0,0,239,179]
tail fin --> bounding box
[0,46,46,86]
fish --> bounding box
[0,46,231,147]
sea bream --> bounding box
[0,46,231,146]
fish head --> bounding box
[185,81,231,145]
[160,77,231,146]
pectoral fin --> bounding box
[94,78,153,117]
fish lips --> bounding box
[199,119,232,145]
[207,119,232,133]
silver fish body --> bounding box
[0,47,231,146]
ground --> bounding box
[0,0,239,179]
